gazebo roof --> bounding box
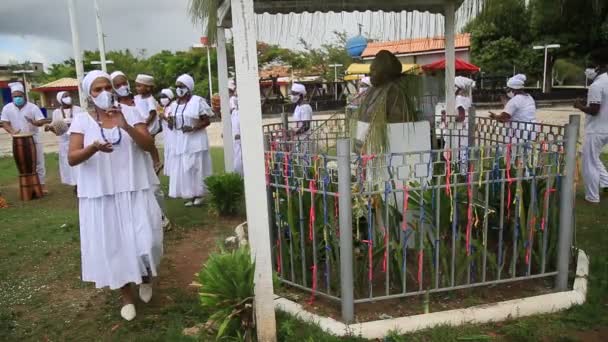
[252,0,465,14]
[31,78,79,93]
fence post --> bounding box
[337,139,354,323]
[556,114,580,291]
[281,111,289,131]
[468,105,477,148]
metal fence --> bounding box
[263,111,580,322]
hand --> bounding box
[489,111,497,119]
[44,125,52,132]
[235,134,241,140]
[181,125,194,133]
[109,108,129,130]
[25,117,35,125]
[574,98,585,110]
[11,129,21,136]
[93,140,113,153]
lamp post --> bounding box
[12,70,34,100]
[193,37,214,98]
[533,44,560,93]
[328,63,343,100]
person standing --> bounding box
[489,74,537,143]
[1,82,50,193]
[68,70,162,321]
[228,81,243,175]
[134,74,162,173]
[158,88,175,177]
[575,49,608,203]
[290,83,313,153]
[48,91,81,187]
[168,74,214,207]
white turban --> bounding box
[507,74,527,90]
[176,74,194,91]
[56,91,66,103]
[9,82,24,94]
[360,77,371,87]
[291,83,306,95]
[161,88,174,99]
[228,79,236,91]
[83,70,111,95]
[135,74,155,86]
[455,76,476,90]
[110,71,126,81]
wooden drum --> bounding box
[12,133,43,201]
[211,93,221,115]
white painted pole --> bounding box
[542,47,548,93]
[444,0,456,116]
[216,27,234,173]
[67,0,86,106]
[207,45,214,97]
[230,0,277,340]
[93,0,108,72]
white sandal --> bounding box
[120,304,136,321]
[139,283,153,303]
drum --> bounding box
[211,93,221,113]
[12,133,43,201]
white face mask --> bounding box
[176,87,189,98]
[160,98,170,106]
[61,96,72,106]
[115,85,130,97]
[506,91,515,99]
[585,68,598,81]
[290,94,300,104]
[92,90,113,111]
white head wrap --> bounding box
[56,91,67,103]
[507,74,527,90]
[83,70,111,95]
[176,74,194,91]
[291,83,306,95]
[110,71,126,81]
[161,88,174,99]
[455,76,476,90]
[228,79,236,91]
[135,74,155,86]
[9,82,24,94]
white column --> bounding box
[67,0,86,106]
[93,0,108,72]
[230,0,277,341]
[444,0,456,116]
[216,27,234,172]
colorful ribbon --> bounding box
[308,264,318,304]
[540,188,557,231]
[308,180,317,241]
[505,144,513,220]
[466,163,474,256]
[402,185,409,231]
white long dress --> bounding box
[162,103,175,176]
[168,95,214,199]
[231,108,243,175]
[68,109,162,290]
[51,106,81,185]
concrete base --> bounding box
[275,249,589,340]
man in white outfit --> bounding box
[575,49,608,203]
[1,82,50,193]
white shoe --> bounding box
[139,283,153,303]
[193,197,204,206]
[184,200,194,207]
[162,216,171,229]
[120,304,136,321]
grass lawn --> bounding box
[1,149,607,341]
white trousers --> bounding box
[582,133,608,202]
[35,142,46,185]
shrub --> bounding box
[205,173,245,216]
[199,247,255,341]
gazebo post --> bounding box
[216,25,234,173]
[230,0,277,340]
[444,0,456,116]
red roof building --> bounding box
[31,78,81,108]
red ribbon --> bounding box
[264,152,271,185]
[417,250,424,285]
[308,264,318,304]
[361,154,376,183]
[505,144,513,220]
[402,185,409,231]
[540,188,557,231]
[361,239,373,281]
[381,227,388,273]
[283,153,290,191]
[444,150,452,196]
[308,180,317,241]
[466,163,474,256]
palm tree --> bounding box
[188,0,220,44]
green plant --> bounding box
[205,173,245,216]
[198,247,255,341]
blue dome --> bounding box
[346,35,368,58]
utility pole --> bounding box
[94,0,109,72]
[67,0,86,106]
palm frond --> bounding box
[188,0,220,44]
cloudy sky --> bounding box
[0,0,479,67]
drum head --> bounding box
[13,133,34,138]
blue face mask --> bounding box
[13,96,25,107]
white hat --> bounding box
[228,79,236,91]
[135,74,155,86]
[161,88,174,99]
[507,74,526,89]
[82,70,111,95]
[56,91,67,103]
[291,83,306,95]
[110,71,126,80]
[9,82,24,94]
[176,74,195,91]
[455,76,476,90]
[360,77,371,87]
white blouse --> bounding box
[52,106,82,143]
[169,95,213,155]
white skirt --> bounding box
[59,140,77,186]
[79,188,163,289]
[168,149,213,199]
[233,140,243,176]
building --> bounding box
[361,33,471,65]
[0,62,45,107]
[31,78,80,108]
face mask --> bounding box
[290,94,300,104]
[506,91,515,99]
[585,68,598,81]
[115,85,130,97]
[176,87,188,98]
[62,97,72,106]
[92,90,113,110]
[160,98,170,106]
[13,96,25,107]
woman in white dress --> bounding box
[48,91,81,187]
[158,88,175,177]
[168,74,213,207]
[68,70,163,321]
